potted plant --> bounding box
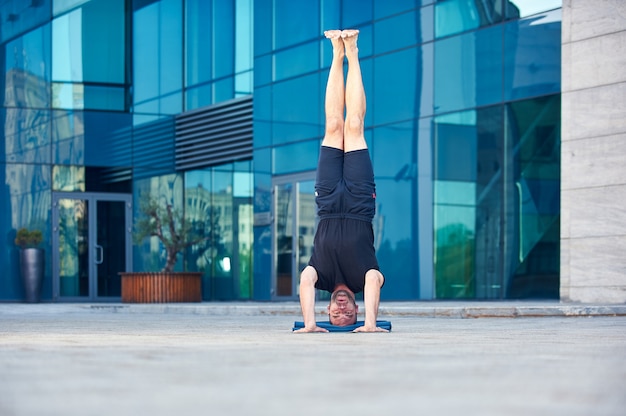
[14,228,44,303]
[120,193,208,303]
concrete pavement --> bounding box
[1,302,625,416]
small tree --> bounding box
[133,193,208,273]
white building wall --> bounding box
[561,0,626,302]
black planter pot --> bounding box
[20,248,44,303]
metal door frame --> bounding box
[271,172,316,300]
[52,192,132,302]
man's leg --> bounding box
[342,29,367,152]
[322,30,345,150]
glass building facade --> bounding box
[0,0,561,302]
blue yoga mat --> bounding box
[292,320,392,332]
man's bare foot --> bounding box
[325,30,344,58]
[324,30,342,39]
[341,29,359,57]
[341,29,359,39]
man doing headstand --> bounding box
[294,29,387,333]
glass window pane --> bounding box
[434,25,503,114]
[506,0,562,19]
[274,42,319,82]
[2,108,52,164]
[506,95,560,298]
[504,9,561,101]
[82,0,125,84]
[4,26,51,108]
[434,105,506,299]
[52,0,125,84]
[273,141,319,175]
[235,0,253,73]
[52,110,84,165]
[253,85,272,149]
[1,0,51,43]
[83,111,133,167]
[375,11,423,54]
[185,0,212,87]
[372,122,415,178]
[133,0,182,105]
[213,0,234,79]
[374,0,418,19]
[342,0,372,29]
[54,0,89,15]
[375,179,418,299]
[275,0,319,50]
[374,48,416,125]
[435,0,503,38]
[186,84,212,111]
[272,74,321,145]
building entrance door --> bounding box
[52,192,132,301]
[272,173,316,299]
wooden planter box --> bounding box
[120,272,202,303]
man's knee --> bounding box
[344,114,363,137]
[325,116,344,137]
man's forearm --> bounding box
[363,271,383,328]
[299,271,317,328]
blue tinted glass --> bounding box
[186,84,212,111]
[133,0,182,104]
[275,0,319,49]
[374,48,416,125]
[213,0,234,79]
[82,0,125,83]
[374,179,418,299]
[342,0,372,29]
[160,92,182,115]
[52,110,84,165]
[374,11,419,54]
[506,0,562,19]
[83,111,133,167]
[83,85,126,111]
[160,0,182,94]
[2,109,51,164]
[235,0,253,73]
[273,140,319,175]
[321,0,340,33]
[253,86,272,149]
[274,42,319,82]
[272,74,321,145]
[185,0,212,86]
[434,25,503,114]
[235,71,253,97]
[435,0,503,38]
[372,122,415,178]
[1,0,51,43]
[254,0,273,56]
[374,0,418,19]
[254,55,272,87]
[4,26,51,108]
[504,9,561,101]
[214,77,234,104]
[133,3,159,103]
[434,110,477,182]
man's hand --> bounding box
[352,325,389,333]
[293,326,329,333]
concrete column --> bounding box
[561,0,626,302]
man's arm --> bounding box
[353,270,388,333]
[293,266,328,333]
